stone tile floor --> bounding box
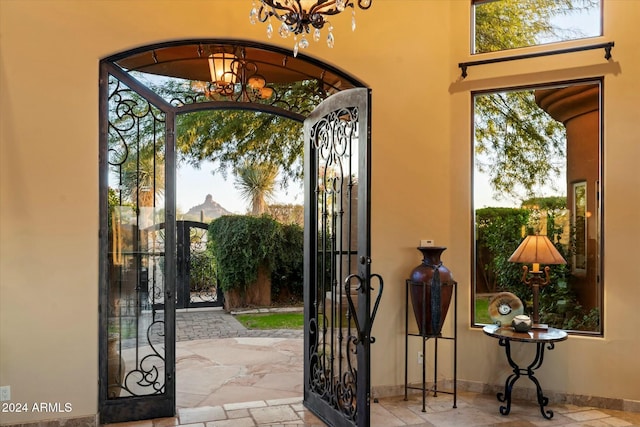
[105,309,640,426]
[104,391,640,426]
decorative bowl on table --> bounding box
[512,314,533,332]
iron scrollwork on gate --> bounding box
[307,104,382,424]
[106,76,167,399]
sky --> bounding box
[177,160,303,214]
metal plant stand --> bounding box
[404,280,457,412]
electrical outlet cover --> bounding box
[0,386,10,401]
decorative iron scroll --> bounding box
[187,226,220,304]
[307,106,360,422]
[135,76,327,117]
[107,75,167,399]
[114,320,166,397]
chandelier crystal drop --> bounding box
[250,0,373,57]
[266,21,273,38]
[327,25,335,48]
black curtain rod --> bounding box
[459,41,614,78]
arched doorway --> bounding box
[99,40,379,426]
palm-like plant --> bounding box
[234,160,278,215]
[119,143,165,208]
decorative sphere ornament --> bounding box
[512,314,533,332]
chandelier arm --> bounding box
[308,1,372,15]
[309,1,338,15]
[261,0,298,14]
[256,5,273,23]
[258,2,295,24]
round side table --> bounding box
[483,324,568,419]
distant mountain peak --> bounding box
[183,194,232,222]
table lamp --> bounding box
[508,234,566,327]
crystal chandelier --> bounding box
[249,0,373,56]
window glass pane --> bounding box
[472,80,602,334]
[474,0,602,54]
[107,76,168,397]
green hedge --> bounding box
[271,222,304,301]
[476,207,530,295]
[475,205,598,331]
[208,215,303,298]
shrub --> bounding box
[208,215,303,302]
[476,203,598,331]
[271,222,304,302]
[476,207,530,295]
[208,215,281,292]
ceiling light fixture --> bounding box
[208,52,240,96]
[249,0,373,57]
[201,48,273,101]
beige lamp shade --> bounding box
[508,235,567,267]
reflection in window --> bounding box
[473,0,602,54]
[473,80,602,333]
[572,181,587,272]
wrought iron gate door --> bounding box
[303,88,383,427]
[99,63,176,423]
[176,221,223,309]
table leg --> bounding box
[496,338,555,419]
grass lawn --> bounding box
[236,300,494,330]
[235,312,305,330]
[475,297,493,324]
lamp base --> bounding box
[532,323,549,330]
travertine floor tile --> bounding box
[250,405,300,424]
[178,406,226,424]
[564,409,612,421]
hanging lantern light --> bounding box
[208,52,240,95]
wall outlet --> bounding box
[0,386,10,401]
[417,351,423,365]
[420,239,434,247]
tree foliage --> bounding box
[474,90,566,200]
[268,203,304,226]
[474,0,598,199]
[176,109,303,183]
[151,79,328,185]
[118,142,165,207]
[474,0,597,53]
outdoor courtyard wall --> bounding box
[0,1,638,424]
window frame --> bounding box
[470,78,604,336]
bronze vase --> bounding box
[409,246,454,336]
